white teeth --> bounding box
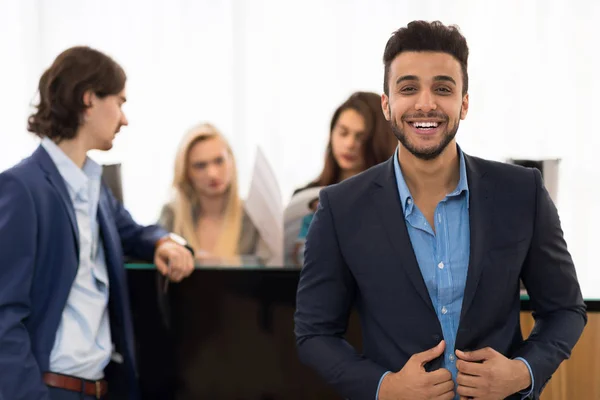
[412,121,440,128]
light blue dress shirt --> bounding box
[375,146,533,399]
[42,138,112,380]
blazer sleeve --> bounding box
[294,189,388,400]
[104,185,168,262]
[0,173,51,400]
[512,168,587,396]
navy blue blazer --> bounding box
[294,154,587,400]
[0,146,167,400]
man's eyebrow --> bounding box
[396,75,419,85]
[394,75,457,85]
[433,75,456,85]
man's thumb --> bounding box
[418,340,446,364]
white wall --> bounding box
[1,0,598,297]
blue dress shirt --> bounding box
[42,138,112,380]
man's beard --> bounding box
[390,109,460,161]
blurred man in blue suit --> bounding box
[295,21,586,400]
[0,46,195,400]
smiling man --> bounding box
[0,46,195,400]
[294,21,586,400]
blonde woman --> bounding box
[159,123,270,265]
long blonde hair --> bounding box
[170,123,243,257]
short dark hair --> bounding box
[28,46,126,142]
[383,21,469,96]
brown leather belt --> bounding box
[43,372,108,399]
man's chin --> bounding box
[98,143,113,152]
[412,150,443,161]
[400,134,457,160]
[401,142,449,161]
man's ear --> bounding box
[81,91,94,121]
[460,93,469,120]
[82,90,94,108]
[381,94,391,121]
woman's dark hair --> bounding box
[28,46,126,142]
[307,197,319,210]
[309,91,396,188]
[383,20,469,96]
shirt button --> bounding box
[438,262,444,269]
[449,354,455,362]
[441,306,448,314]
[407,198,412,204]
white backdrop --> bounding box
[1,0,599,298]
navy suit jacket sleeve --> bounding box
[0,173,51,400]
[294,189,388,400]
[512,168,587,397]
[104,185,168,262]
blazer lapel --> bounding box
[370,158,435,312]
[97,190,138,374]
[460,155,494,322]
[34,146,80,255]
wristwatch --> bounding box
[156,233,195,256]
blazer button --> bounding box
[432,334,441,342]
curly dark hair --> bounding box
[383,20,469,96]
[27,46,126,142]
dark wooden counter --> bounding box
[126,266,599,400]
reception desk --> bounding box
[126,265,599,400]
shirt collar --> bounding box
[393,144,470,217]
[41,137,103,196]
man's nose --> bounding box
[415,91,437,112]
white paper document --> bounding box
[283,186,323,266]
[244,147,284,266]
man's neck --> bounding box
[197,194,227,219]
[398,142,460,200]
[55,136,89,169]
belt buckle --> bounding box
[95,381,102,399]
